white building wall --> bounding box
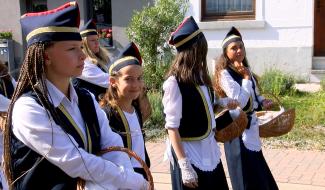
[188,0,314,80]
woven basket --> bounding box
[257,108,295,137]
[77,146,154,190]
[257,94,295,137]
[215,109,248,143]
[0,112,7,131]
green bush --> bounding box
[259,69,295,96]
[0,31,12,39]
[321,78,325,91]
[126,0,188,90]
[144,90,165,139]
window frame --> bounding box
[201,0,256,21]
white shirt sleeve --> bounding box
[12,96,145,189]
[0,95,10,112]
[0,77,16,112]
[220,69,252,109]
[11,77,17,88]
[78,59,109,88]
[162,76,182,129]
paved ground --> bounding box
[146,141,325,190]
[295,83,322,93]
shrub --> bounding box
[144,90,165,139]
[259,69,295,96]
[126,0,188,90]
[0,31,12,40]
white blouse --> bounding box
[123,110,146,168]
[77,58,110,88]
[220,69,264,151]
[12,80,145,190]
[162,76,221,171]
[0,77,17,112]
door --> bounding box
[314,0,325,56]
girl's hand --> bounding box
[262,99,273,110]
[178,157,198,188]
[226,99,239,110]
[234,61,250,79]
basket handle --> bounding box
[77,146,154,190]
[260,92,284,110]
[99,146,154,190]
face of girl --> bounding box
[226,41,246,63]
[86,35,100,54]
[110,65,144,101]
[45,41,86,79]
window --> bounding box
[88,0,113,47]
[202,0,255,21]
[26,0,48,12]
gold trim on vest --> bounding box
[58,104,92,152]
[115,106,132,151]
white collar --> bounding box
[46,79,78,107]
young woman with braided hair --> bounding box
[3,2,149,190]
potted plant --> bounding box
[0,30,13,40]
[98,27,113,47]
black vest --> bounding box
[0,77,14,99]
[175,80,213,141]
[102,104,151,167]
[10,88,101,190]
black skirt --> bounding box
[240,139,279,190]
[170,149,229,190]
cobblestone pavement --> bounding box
[146,142,325,190]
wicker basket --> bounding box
[77,146,154,190]
[257,94,295,138]
[257,108,295,137]
[0,112,7,131]
[215,109,248,143]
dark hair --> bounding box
[167,34,212,87]
[213,44,250,97]
[0,60,11,81]
[3,42,63,189]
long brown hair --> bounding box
[213,45,251,98]
[99,71,120,109]
[99,71,141,110]
[167,34,212,87]
[82,36,110,67]
[3,42,65,189]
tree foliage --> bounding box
[126,0,188,90]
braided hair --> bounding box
[3,42,62,189]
